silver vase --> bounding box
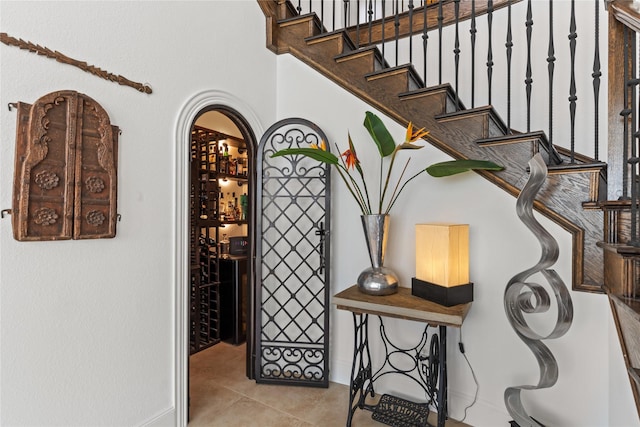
[357,214,399,295]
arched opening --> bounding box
[187,106,257,420]
[174,91,263,424]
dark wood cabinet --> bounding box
[220,256,248,345]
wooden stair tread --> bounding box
[611,294,640,321]
[476,131,563,166]
[435,105,509,138]
[364,64,424,90]
[335,45,384,63]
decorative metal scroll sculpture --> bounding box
[504,153,574,426]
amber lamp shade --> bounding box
[412,223,473,306]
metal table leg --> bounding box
[437,325,448,427]
[346,312,373,426]
[346,315,449,427]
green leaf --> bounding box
[271,147,339,165]
[425,159,504,177]
[363,111,396,157]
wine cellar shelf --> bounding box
[190,125,248,354]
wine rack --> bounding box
[189,125,248,354]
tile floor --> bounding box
[188,342,469,426]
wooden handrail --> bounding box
[609,0,640,34]
[258,0,520,48]
[346,0,518,47]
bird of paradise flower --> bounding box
[271,111,503,215]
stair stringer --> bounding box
[263,11,605,293]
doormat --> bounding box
[372,394,430,427]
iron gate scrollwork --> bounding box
[255,118,331,387]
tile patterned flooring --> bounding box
[188,342,469,427]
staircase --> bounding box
[258,0,605,293]
[257,0,640,419]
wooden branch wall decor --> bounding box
[0,32,152,94]
[12,90,119,241]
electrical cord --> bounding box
[458,326,479,423]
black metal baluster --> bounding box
[568,0,577,163]
[409,0,415,64]
[342,0,350,30]
[357,0,361,49]
[548,0,555,150]
[487,0,494,104]
[321,0,325,32]
[525,0,533,134]
[438,0,444,84]
[333,0,337,31]
[593,0,602,161]
[506,0,513,130]
[630,38,639,244]
[454,0,460,108]
[470,0,477,108]
[423,0,429,84]
[395,0,400,66]
[297,0,302,14]
[368,0,374,45]
[622,27,631,200]
[382,0,386,62]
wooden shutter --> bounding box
[12,90,118,241]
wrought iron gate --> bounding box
[255,118,331,387]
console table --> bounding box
[333,285,472,427]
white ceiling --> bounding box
[195,110,242,138]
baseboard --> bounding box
[138,406,176,427]
[447,389,511,426]
[330,357,353,385]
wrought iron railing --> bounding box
[275,0,640,248]
[279,0,640,249]
[290,0,605,165]
[606,1,640,249]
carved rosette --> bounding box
[85,176,105,193]
[34,170,60,190]
[33,207,58,226]
[86,210,105,227]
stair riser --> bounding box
[306,35,349,58]
[366,74,413,101]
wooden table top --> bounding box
[332,285,471,328]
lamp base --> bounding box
[411,278,474,306]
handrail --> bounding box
[609,0,640,34]
[344,0,517,47]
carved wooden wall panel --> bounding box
[12,90,118,241]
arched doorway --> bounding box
[187,106,257,420]
[188,107,256,357]
[174,91,264,425]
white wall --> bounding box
[1,1,638,426]
[275,23,636,427]
[0,1,276,426]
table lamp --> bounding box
[411,223,474,306]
